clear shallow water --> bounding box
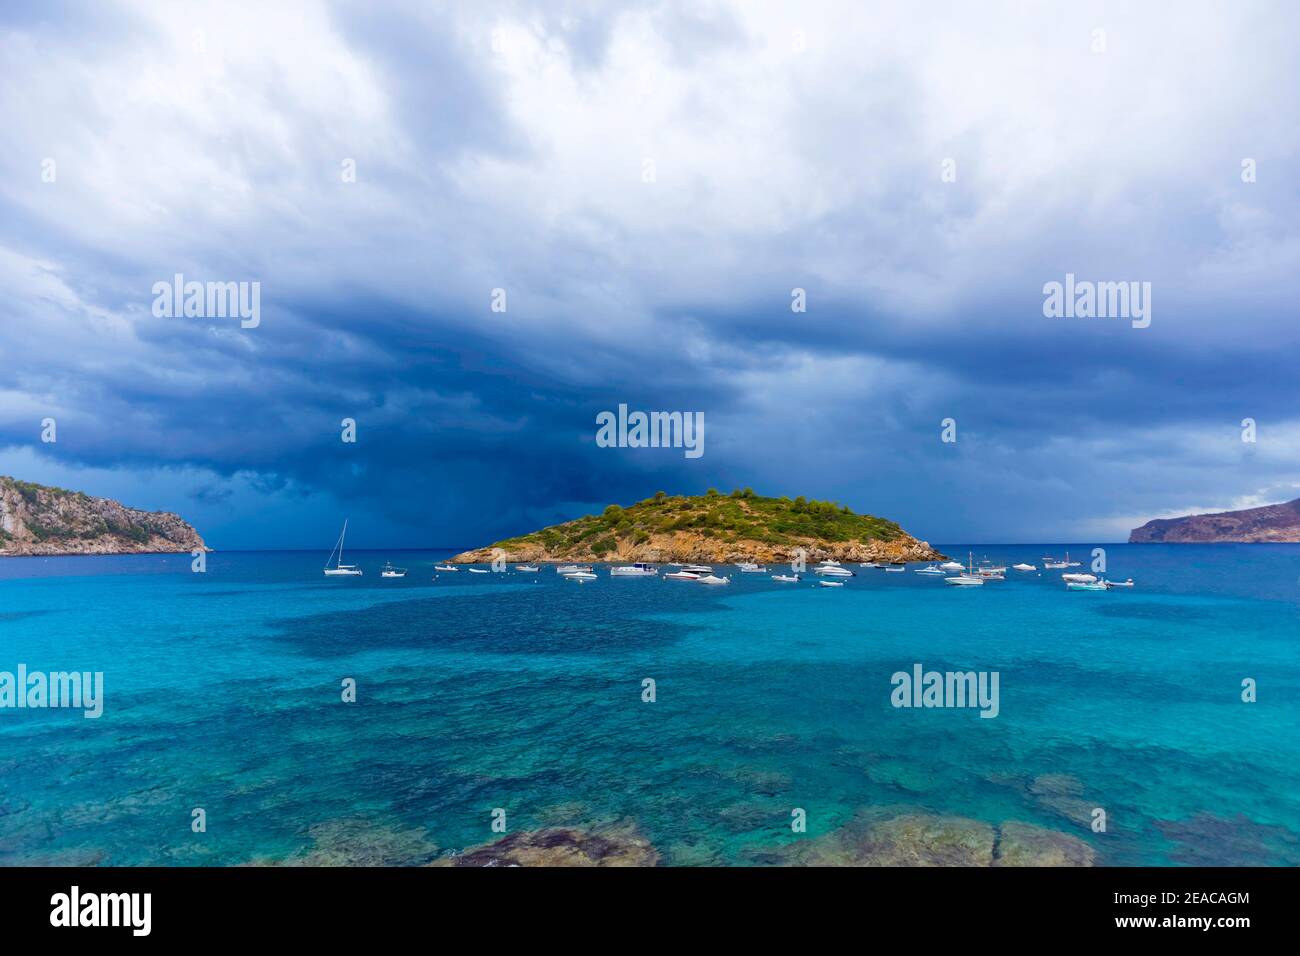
[1,544,1298,866]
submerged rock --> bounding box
[775,809,1096,867]
[435,821,659,867]
[993,822,1096,867]
[1154,812,1300,866]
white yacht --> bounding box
[940,561,964,571]
[323,521,363,576]
[565,571,598,583]
[1062,572,1097,583]
[814,564,855,577]
[434,564,459,572]
[737,562,768,573]
[914,565,945,575]
[1012,563,1037,572]
[611,563,658,577]
[696,574,731,585]
[557,565,594,575]
[380,561,407,578]
[1043,552,1082,569]
[664,570,700,580]
[515,565,540,572]
[771,574,800,583]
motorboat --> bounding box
[940,561,964,571]
[1012,563,1037,572]
[914,565,945,574]
[434,564,459,572]
[664,570,700,580]
[696,574,731,585]
[818,580,845,587]
[859,562,883,569]
[557,565,594,575]
[771,574,800,583]
[1062,573,1097,583]
[1104,578,1135,588]
[611,563,658,576]
[885,564,906,572]
[814,565,855,577]
[681,564,713,574]
[1043,552,1082,569]
[1067,581,1107,591]
[737,563,768,573]
[565,571,598,583]
[323,521,363,576]
[467,568,490,574]
[975,559,1007,574]
[515,565,540,572]
[380,562,407,578]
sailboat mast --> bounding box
[339,519,347,566]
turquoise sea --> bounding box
[1,544,1298,866]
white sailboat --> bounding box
[944,552,985,587]
[323,521,363,576]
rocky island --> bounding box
[0,476,208,556]
[452,489,944,564]
[1129,496,1300,543]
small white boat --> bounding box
[434,564,459,572]
[816,559,842,566]
[737,563,768,573]
[611,563,658,577]
[1062,573,1097,583]
[664,570,700,580]
[884,564,906,573]
[1103,578,1135,588]
[515,565,540,572]
[467,568,490,574]
[771,574,800,583]
[914,565,945,575]
[1012,563,1037,572]
[1066,580,1107,591]
[681,564,713,573]
[1043,551,1082,569]
[323,521,364,576]
[557,565,594,575]
[818,580,845,587]
[380,562,407,578]
[565,571,598,583]
[940,561,964,571]
[859,562,883,569]
[696,574,731,585]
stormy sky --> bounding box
[2,0,1298,549]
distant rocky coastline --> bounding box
[0,476,207,556]
[452,490,944,564]
[1129,496,1300,543]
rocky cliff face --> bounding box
[1129,497,1300,543]
[451,491,944,564]
[0,476,208,556]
